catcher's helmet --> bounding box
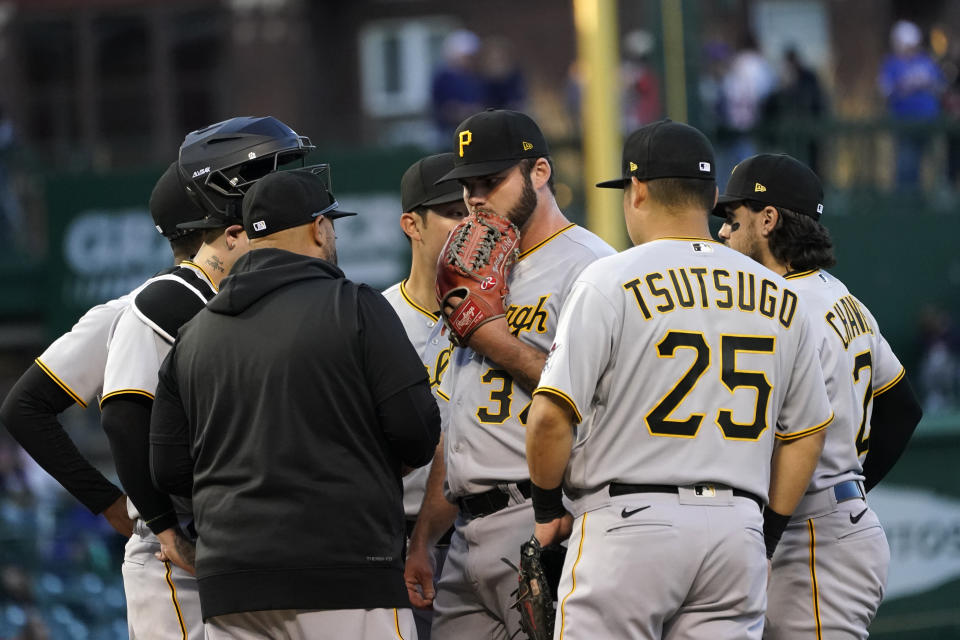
[177,116,315,229]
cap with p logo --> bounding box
[437,109,549,184]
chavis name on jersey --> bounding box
[825,294,875,350]
[623,267,798,329]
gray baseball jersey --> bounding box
[766,268,900,640]
[35,294,131,407]
[438,224,615,499]
[782,269,904,490]
[103,261,217,407]
[103,260,215,640]
[430,224,613,640]
[538,238,834,504]
[382,279,452,518]
[535,238,834,640]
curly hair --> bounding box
[744,200,836,271]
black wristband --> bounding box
[762,506,792,559]
[531,483,566,524]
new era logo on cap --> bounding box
[699,162,711,172]
[817,203,824,215]
[522,141,533,151]
[253,220,267,231]
[755,182,767,192]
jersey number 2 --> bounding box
[853,350,873,456]
[647,331,774,441]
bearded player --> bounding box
[404,109,614,639]
[716,153,923,639]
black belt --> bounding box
[405,519,453,546]
[458,481,532,519]
[609,483,763,510]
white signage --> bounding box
[870,485,960,599]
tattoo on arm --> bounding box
[175,531,197,566]
[205,255,225,273]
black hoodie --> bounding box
[149,248,440,619]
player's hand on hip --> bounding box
[102,494,135,538]
[534,512,574,547]
[155,527,197,576]
[404,540,436,609]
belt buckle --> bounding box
[694,484,716,498]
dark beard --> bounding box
[506,170,538,230]
[474,170,538,230]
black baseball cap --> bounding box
[596,119,716,188]
[149,162,208,239]
[401,153,463,212]
[714,154,824,220]
[436,109,549,183]
[242,169,357,239]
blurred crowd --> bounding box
[430,29,527,146]
[917,306,960,416]
[698,19,960,193]
[0,429,128,639]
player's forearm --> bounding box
[526,394,574,490]
[862,375,923,492]
[0,364,124,513]
[410,437,459,549]
[768,429,827,516]
[469,319,547,394]
[102,397,179,534]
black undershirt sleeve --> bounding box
[862,374,923,493]
[149,352,194,498]
[0,363,123,513]
[101,394,179,534]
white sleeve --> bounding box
[775,305,835,440]
[871,330,905,396]
[35,298,127,407]
[534,279,620,423]
[101,306,170,405]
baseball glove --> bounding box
[436,210,520,347]
[513,535,566,640]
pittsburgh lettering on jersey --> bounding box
[824,294,874,350]
[622,268,798,329]
[505,295,550,336]
[429,344,453,388]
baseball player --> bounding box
[404,109,614,639]
[715,154,923,639]
[0,160,204,540]
[383,152,466,639]
[100,116,313,639]
[525,120,833,640]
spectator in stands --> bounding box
[717,32,776,188]
[431,30,486,147]
[621,30,662,131]
[918,305,960,414]
[763,47,826,174]
[481,36,526,113]
[878,20,945,190]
